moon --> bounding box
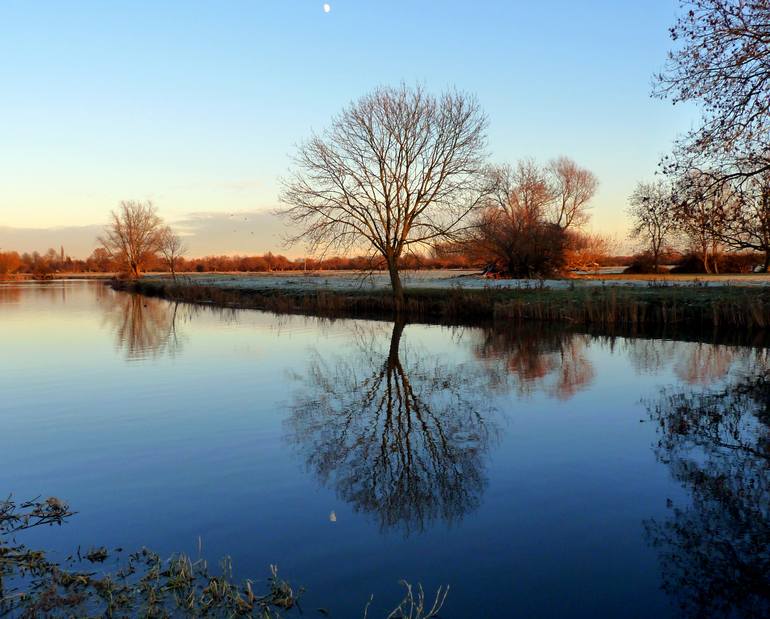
[323,3,331,13]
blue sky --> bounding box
[0,0,696,257]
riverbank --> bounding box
[112,277,770,330]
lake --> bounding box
[1,281,767,618]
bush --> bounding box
[670,252,762,274]
[623,253,669,274]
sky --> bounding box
[0,0,697,258]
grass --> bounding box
[1,497,448,618]
[113,278,770,331]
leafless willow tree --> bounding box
[99,201,163,278]
[628,181,678,272]
[467,158,598,276]
[656,0,770,187]
[159,226,186,281]
[279,84,490,311]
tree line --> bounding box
[5,1,767,301]
[627,0,770,274]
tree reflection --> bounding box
[472,326,595,400]
[100,292,186,359]
[644,364,770,618]
[285,320,498,535]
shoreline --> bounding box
[111,277,770,332]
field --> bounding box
[155,269,770,292]
[115,271,770,332]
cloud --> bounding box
[0,225,103,258]
[171,210,303,257]
[0,210,302,259]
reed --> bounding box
[1,496,447,619]
[112,279,770,331]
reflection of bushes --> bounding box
[471,326,595,400]
[644,370,770,618]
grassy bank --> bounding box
[112,278,770,330]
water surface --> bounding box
[1,281,767,617]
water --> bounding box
[1,281,767,618]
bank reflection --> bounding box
[472,326,595,399]
[644,361,770,618]
[286,320,498,535]
[627,337,768,386]
[100,292,186,360]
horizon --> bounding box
[1,0,696,258]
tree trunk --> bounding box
[387,319,406,370]
[387,258,405,314]
[764,251,770,273]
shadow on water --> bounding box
[285,319,499,536]
[644,361,770,618]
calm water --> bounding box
[1,281,767,617]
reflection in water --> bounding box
[472,327,595,399]
[626,338,767,386]
[645,364,770,618]
[0,285,22,304]
[286,321,498,535]
[100,293,186,359]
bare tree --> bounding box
[469,162,566,277]
[656,0,770,186]
[721,173,770,271]
[501,159,556,221]
[280,84,490,312]
[672,171,732,273]
[547,156,598,230]
[159,226,186,281]
[99,201,163,278]
[628,181,677,272]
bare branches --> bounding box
[627,180,678,271]
[656,0,770,185]
[99,201,164,278]
[548,156,598,230]
[279,84,490,309]
[468,157,597,277]
[159,226,186,281]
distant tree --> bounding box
[628,181,677,272]
[99,201,163,278]
[563,231,613,272]
[87,247,114,273]
[722,173,770,271]
[0,251,21,276]
[672,171,732,273]
[547,156,598,230]
[656,0,770,186]
[158,226,186,281]
[280,84,490,312]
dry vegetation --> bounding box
[113,278,770,331]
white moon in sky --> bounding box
[323,3,331,13]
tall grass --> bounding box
[112,279,770,330]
